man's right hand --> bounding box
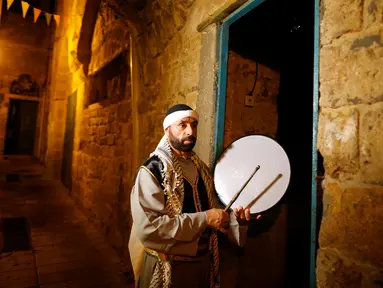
[205,208,230,232]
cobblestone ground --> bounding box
[0,179,133,288]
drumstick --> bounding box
[224,165,260,212]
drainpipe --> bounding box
[129,32,141,172]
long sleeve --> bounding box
[130,168,208,256]
[215,195,248,247]
[227,212,248,247]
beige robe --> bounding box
[129,158,247,286]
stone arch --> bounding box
[76,0,145,76]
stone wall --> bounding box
[316,0,383,286]
[134,0,253,165]
[45,0,135,262]
[224,50,280,147]
[45,0,255,275]
[0,12,52,158]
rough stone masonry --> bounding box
[32,0,383,286]
[317,0,383,286]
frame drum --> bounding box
[214,135,291,214]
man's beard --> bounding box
[168,131,196,152]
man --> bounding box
[129,104,255,288]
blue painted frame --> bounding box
[213,0,267,162]
[213,0,320,286]
[310,0,320,286]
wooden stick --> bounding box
[224,165,260,212]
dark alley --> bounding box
[0,173,132,288]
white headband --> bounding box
[163,110,199,130]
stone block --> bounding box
[147,23,164,58]
[120,123,131,139]
[101,146,109,157]
[108,113,115,124]
[110,122,120,134]
[316,248,383,288]
[99,137,107,146]
[359,103,383,184]
[317,107,359,177]
[163,33,182,71]
[320,0,363,45]
[98,125,107,137]
[100,117,108,125]
[93,144,101,156]
[114,147,124,158]
[89,118,97,126]
[90,109,98,118]
[182,34,202,57]
[172,1,188,30]
[320,27,383,108]
[143,57,161,86]
[87,126,94,136]
[318,182,343,249]
[156,3,178,42]
[179,50,200,94]
[186,90,198,108]
[107,134,115,146]
[319,185,383,267]
[117,102,131,123]
[363,0,383,28]
[161,68,181,100]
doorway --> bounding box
[214,0,317,287]
[4,99,39,155]
[61,91,77,190]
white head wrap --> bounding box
[163,109,199,130]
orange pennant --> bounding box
[21,1,30,18]
[53,14,60,26]
[0,0,3,24]
[45,12,52,26]
[7,0,14,10]
[33,7,41,23]
[64,17,69,29]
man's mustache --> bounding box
[182,136,196,142]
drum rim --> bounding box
[213,134,291,175]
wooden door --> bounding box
[4,99,38,155]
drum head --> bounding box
[214,135,291,214]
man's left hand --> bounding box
[233,206,261,225]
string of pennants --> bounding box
[0,0,68,27]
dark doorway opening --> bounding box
[0,217,32,253]
[225,0,315,287]
[61,91,77,190]
[4,99,38,155]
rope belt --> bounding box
[145,248,209,263]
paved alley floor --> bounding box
[0,179,133,288]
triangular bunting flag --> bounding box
[21,1,29,18]
[7,0,14,10]
[64,17,69,29]
[0,0,3,24]
[53,14,60,26]
[33,7,41,23]
[45,12,52,26]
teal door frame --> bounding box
[213,0,320,286]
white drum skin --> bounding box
[214,135,291,214]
